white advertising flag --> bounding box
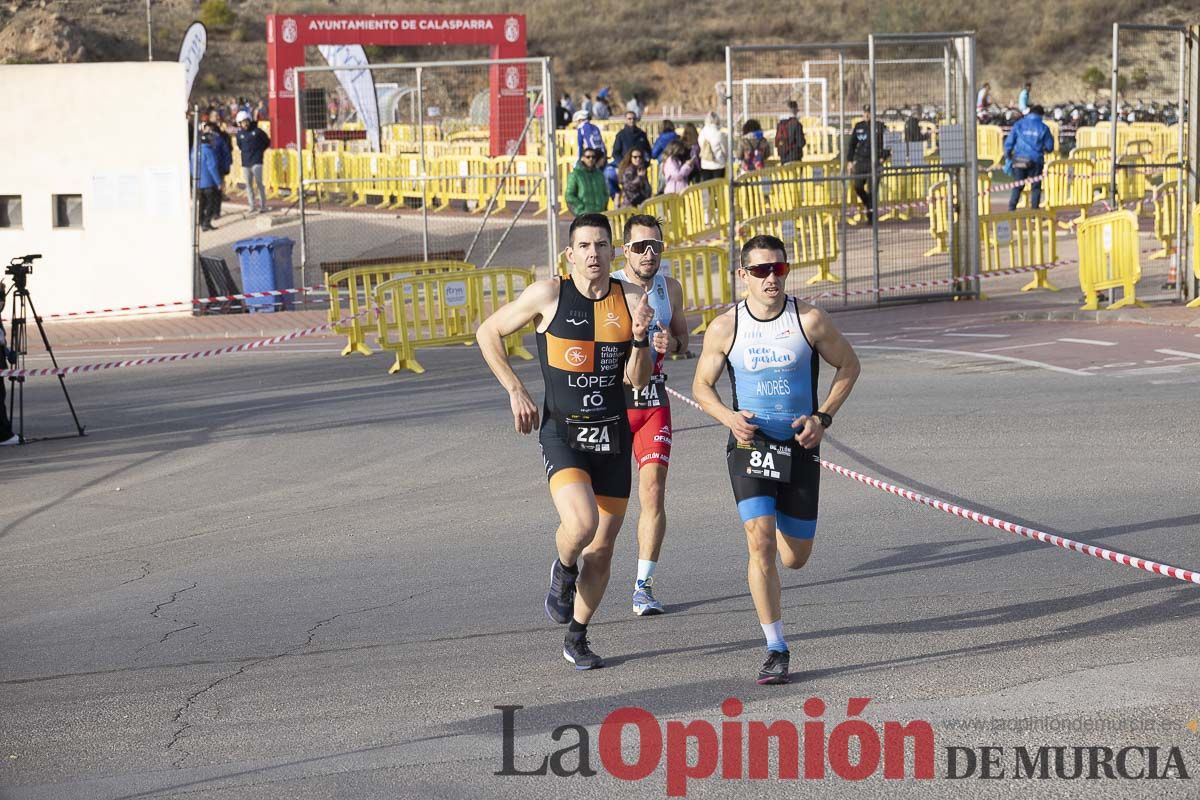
[177,22,207,101]
[317,44,381,152]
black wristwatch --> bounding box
[811,411,833,428]
[632,335,649,349]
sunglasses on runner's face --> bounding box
[744,262,790,279]
[627,239,664,255]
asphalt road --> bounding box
[2,311,1198,799]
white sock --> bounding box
[761,619,787,652]
[636,559,656,585]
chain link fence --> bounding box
[293,57,559,293]
[725,36,977,309]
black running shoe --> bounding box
[545,560,576,624]
[563,632,604,670]
[757,649,791,685]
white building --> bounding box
[0,62,191,318]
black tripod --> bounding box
[3,254,86,442]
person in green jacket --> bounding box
[565,148,609,215]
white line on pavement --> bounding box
[1058,337,1117,346]
[892,338,936,343]
[1154,349,1200,360]
[858,345,1095,377]
[980,341,1057,352]
[944,332,1011,338]
[843,332,872,336]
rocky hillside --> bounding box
[0,0,1192,111]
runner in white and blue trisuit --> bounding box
[693,234,861,685]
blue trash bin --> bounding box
[232,236,295,312]
[266,237,295,311]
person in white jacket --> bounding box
[698,111,728,181]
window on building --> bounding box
[0,196,20,228]
[53,194,84,229]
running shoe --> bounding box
[757,649,791,685]
[563,631,604,670]
[631,577,664,616]
[545,559,576,624]
[0,434,19,446]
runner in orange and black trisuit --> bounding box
[477,213,654,670]
[610,213,690,616]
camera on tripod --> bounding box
[5,254,40,290]
[2,252,86,441]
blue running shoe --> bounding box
[545,559,576,624]
[563,631,604,670]
[631,577,664,616]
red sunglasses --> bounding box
[743,262,790,279]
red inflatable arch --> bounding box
[266,14,528,156]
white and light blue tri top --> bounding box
[724,297,818,441]
[612,268,672,371]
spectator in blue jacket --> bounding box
[235,110,271,213]
[192,133,222,230]
[574,109,605,163]
[205,121,232,218]
[1003,104,1055,210]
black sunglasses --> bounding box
[627,239,664,255]
[744,262,790,279]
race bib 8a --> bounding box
[731,435,793,482]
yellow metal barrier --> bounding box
[979,209,1060,293]
[1150,182,1179,260]
[432,156,499,212]
[1041,158,1095,229]
[740,206,840,285]
[925,173,990,257]
[679,178,729,242]
[639,193,687,245]
[603,206,637,248]
[1190,203,1200,308]
[1116,154,1149,209]
[734,169,773,220]
[1076,211,1147,310]
[976,125,1005,164]
[375,267,536,374]
[660,245,731,333]
[327,261,476,356]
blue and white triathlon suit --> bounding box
[723,296,821,539]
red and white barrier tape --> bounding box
[682,261,1067,314]
[1,308,370,378]
[663,385,1199,586]
[44,285,327,320]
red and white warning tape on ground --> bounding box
[682,261,1068,314]
[0,308,370,379]
[44,285,328,320]
[663,384,1199,586]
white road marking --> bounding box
[892,338,936,343]
[1113,361,1200,377]
[1154,349,1200,360]
[944,332,1011,339]
[900,326,947,331]
[843,332,872,336]
[980,341,1057,352]
[1058,337,1117,346]
[859,345,1095,377]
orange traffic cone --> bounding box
[1161,253,1177,290]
